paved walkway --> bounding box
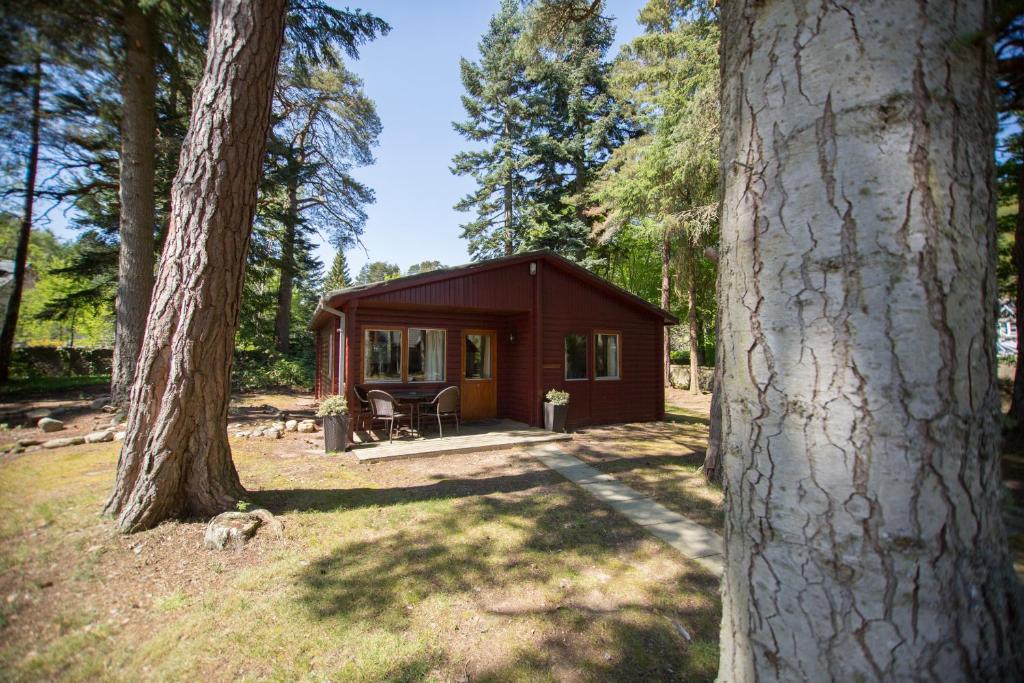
[351,420,572,463]
[528,443,724,576]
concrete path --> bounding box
[528,443,724,576]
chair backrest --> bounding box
[353,384,370,406]
[367,389,396,418]
[435,386,460,413]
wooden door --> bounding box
[461,329,497,420]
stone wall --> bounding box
[669,364,714,392]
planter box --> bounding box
[323,414,350,453]
[544,402,568,433]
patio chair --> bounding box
[417,386,460,437]
[352,384,372,431]
[366,389,411,443]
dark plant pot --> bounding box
[544,402,568,433]
[323,414,350,453]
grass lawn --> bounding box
[0,424,721,681]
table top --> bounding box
[390,389,438,401]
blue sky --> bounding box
[320,0,647,276]
[45,1,647,277]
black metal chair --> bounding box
[417,386,460,437]
[366,389,410,443]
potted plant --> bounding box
[316,395,350,453]
[544,389,570,433]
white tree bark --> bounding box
[717,1,1023,680]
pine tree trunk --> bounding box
[685,243,700,395]
[104,0,287,533]
[1007,146,1024,424]
[274,182,297,354]
[717,1,1023,679]
[111,0,157,406]
[661,231,671,386]
[0,58,41,384]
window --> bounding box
[565,333,587,380]
[464,333,492,379]
[595,333,620,379]
[408,328,446,381]
[363,329,402,381]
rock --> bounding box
[42,436,85,449]
[297,420,316,433]
[89,397,110,410]
[26,408,51,420]
[85,430,114,444]
[285,419,298,432]
[37,418,64,433]
[102,405,117,413]
[234,431,250,439]
[17,438,41,447]
[109,411,127,426]
[11,446,23,454]
[263,428,282,439]
[113,431,127,441]
[203,509,281,550]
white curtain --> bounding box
[481,334,491,378]
[425,330,445,380]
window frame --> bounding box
[407,327,447,383]
[593,330,622,381]
[362,327,404,383]
[564,332,589,381]
[462,329,495,382]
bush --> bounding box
[545,389,570,405]
[10,347,113,379]
[315,395,348,417]
[232,351,312,392]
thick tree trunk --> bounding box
[104,0,287,533]
[717,1,1023,680]
[0,58,42,384]
[1007,146,1024,423]
[661,230,671,386]
[111,0,157,406]
[273,182,297,354]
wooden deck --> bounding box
[349,419,572,463]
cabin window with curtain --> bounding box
[565,333,588,380]
[595,333,620,379]
[363,329,402,381]
[408,328,446,381]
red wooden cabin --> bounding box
[310,250,677,429]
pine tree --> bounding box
[354,261,400,284]
[323,250,352,290]
[451,0,539,260]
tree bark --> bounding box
[111,0,157,406]
[717,1,1023,680]
[273,180,297,354]
[0,58,42,384]
[104,0,287,533]
[661,230,671,386]
[1007,143,1024,423]
[685,242,700,395]
[703,247,723,483]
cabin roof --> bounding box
[310,249,678,329]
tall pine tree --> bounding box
[323,250,352,290]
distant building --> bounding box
[998,300,1017,357]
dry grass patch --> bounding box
[0,421,720,682]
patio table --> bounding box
[390,389,439,436]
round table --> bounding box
[390,389,439,435]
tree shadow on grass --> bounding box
[280,474,720,680]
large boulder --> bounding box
[89,396,111,410]
[203,509,282,550]
[285,419,298,432]
[297,420,317,433]
[37,417,64,433]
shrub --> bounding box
[315,395,348,417]
[232,351,312,392]
[545,389,570,405]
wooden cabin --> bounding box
[310,250,677,429]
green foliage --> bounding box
[406,260,445,276]
[315,394,349,417]
[235,500,251,513]
[545,388,570,405]
[324,250,353,290]
[231,351,312,392]
[452,0,624,261]
[355,261,401,285]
